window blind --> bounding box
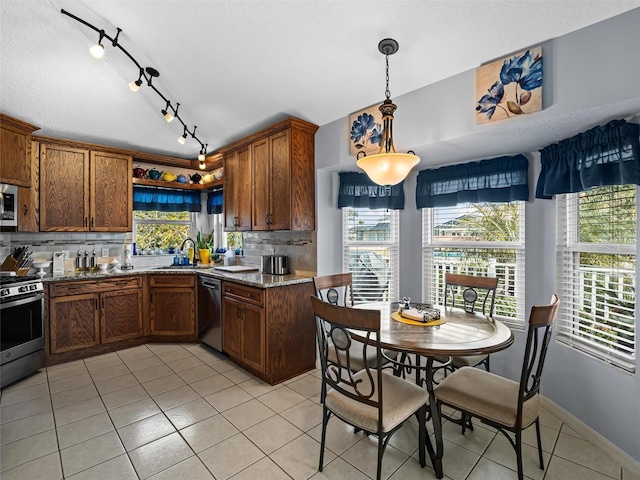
[422,202,526,328]
[343,208,399,304]
[556,185,636,372]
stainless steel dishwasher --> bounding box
[197,276,223,352]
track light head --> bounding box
[90,30,105,59]
[129,79,142,92]
[162,101,174,122]
[178,127,187,145]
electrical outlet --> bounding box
[61,250,69,259]
[101,248,109,257]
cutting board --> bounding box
[213,265,259,273]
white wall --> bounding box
[315,9,640,461]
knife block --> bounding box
[0,256,30,276]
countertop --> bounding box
[40,266,313,288]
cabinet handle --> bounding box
[84,217,88,227]
[101,297,105,309]
[95,298,98,310]
[91,217,95,228]
[265,214,269,225]
[23,204,28,216]
[150,293,154,304]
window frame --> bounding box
[422,201,526,329]
[342,207,399,305]
[555,186,637,373]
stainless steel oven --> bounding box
[0,274,45,388]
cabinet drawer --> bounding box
[149,274,195,288]
[49,276,142,297]
[223,282,264,307]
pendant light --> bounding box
[356,39,419,186]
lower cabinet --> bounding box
[222,280,315,384]
[149,275,195,336]
[49,277,142,354]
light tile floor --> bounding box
[0,343,635,480]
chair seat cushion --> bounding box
[434,367,540,429]
[328,341,398,371]
[326,370,428,434]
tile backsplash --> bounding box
[0,230,317,276]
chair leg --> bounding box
[515,430,524,480]
[376,434,384,480]
[418,405,427,468]
[319,405,330,472]
[535,418,544,470]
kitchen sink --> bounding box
[154,264,215,270]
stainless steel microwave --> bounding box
[0,184,18,227]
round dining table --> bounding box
[352,302,515,478]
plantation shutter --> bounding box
[342,208,399,304]
[556,186,636,372]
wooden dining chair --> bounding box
[313,273,398,373]
[311,296,429,480]
[434,294,559,480]
[440,273,499,372]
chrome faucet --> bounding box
[180,238,199,267]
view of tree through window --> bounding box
[424,201,525,326]
[134,211,191,250]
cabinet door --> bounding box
[17,141,40,232]
[40,144,89,231]
[50,294,100,353]
[241,301,266,373]
[101,289,143,343]
[222,296,242,358]
[251,137,270,231]
[268,130,291,231]
[150,287,195,335]
[90,151,132,231]
[0,116,37,187]
[223,146,252,232]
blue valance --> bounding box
[535,120,640,199]
[415,154,529,208]
[207,189,223,214]
[133,186,202,212]
[337,172,405,210]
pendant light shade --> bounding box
[357,39,419,186]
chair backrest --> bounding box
[311,296,383,410]
[444,273,498,315]
[516,294,560,424]
[313,273,354,307]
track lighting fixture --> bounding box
[129,68,143,92]
[61,9,208,160]
[89,30,105,59]
[178,127,187,145]
[162,100,174,122]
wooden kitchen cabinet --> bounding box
[40,144,132,232]
[149,275,196,336]
[221,117,317,232]
[222,284,266,373]
[17,141,40,232]
[48,277,143,354]
[223,145,252,232]
[0,113,39,187]
[222,280,315,384]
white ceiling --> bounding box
[1,0,639,162]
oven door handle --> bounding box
[0,292,44,309]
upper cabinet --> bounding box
[40,143,132,232]
[0,114,39,187]
[223,145,252,231]
[222,117,318,232]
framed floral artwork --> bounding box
[475,46,543,124]
[349,105,383,156]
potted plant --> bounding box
[196,229,213,264]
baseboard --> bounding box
[542,396,640,477]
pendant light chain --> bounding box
[385,54,391,100]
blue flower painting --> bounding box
[475,46,543,124]
[349,106,383,155]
